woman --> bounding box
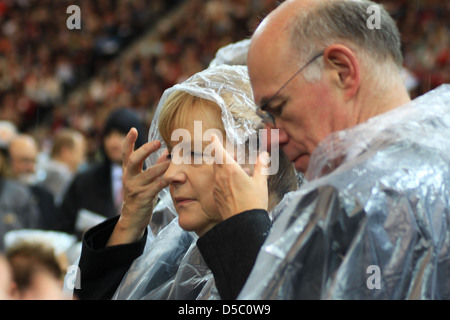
[75,65,299,300]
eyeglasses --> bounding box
[256,52,324,127]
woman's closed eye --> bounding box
[166,150,205,163]
[190,151,203,161]
[166,148,173,160]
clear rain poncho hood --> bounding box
[112,63,275,300]
[239,84,450,299]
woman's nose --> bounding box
[163,162,186,185]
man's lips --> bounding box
[289,153,308,163]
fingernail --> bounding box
[260,151,270,165]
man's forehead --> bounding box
[248,0,317,63]
[248,40,294,105]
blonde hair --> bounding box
[158,91,224,148]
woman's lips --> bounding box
[174,197,195,206]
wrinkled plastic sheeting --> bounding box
[208,39,250,68]
[112,217,220,300]
[239,84,450,300]
[149,191,177,237]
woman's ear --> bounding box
[323,44,360,100]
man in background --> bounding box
[8,134,56,230]
[39,129,86,205]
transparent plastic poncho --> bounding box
[239,84,450,299]
[113,63,265,300]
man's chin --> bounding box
[292,154,310,173]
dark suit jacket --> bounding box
[29,184,57,230]
[56,160,118,238]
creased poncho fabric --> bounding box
[239,84,450,299]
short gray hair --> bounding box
[288,0,403,82]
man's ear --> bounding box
[323,44,360,100]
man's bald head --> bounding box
[249,0,403,85]
[8,134,39,179]
[247,0,409,173]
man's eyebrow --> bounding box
[259,96,272,106]
[260,95,286,109]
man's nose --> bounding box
[263,125,288,152]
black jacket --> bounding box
[30,184,58,230]
[75,210,271,300]
[56,160,117,237]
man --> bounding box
[8,134,57,230]
[0,130,40,251]
[205,0,450,299]
[39,129,86,205]
[8,135,41,186]
[56,107,146,238]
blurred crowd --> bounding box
[0,0,448,300]
[47,0,281,163]
[382,0,449,97]
[0,0,181,155]
[0,0,448,163]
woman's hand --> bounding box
[107,128,170,246]
[211,134,269,221]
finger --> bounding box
[253,151,270,183]
[122,128,138,166]
[142,159,171,183]
[155,149,170,165]
[127,140,162,176]
[211,134,236,166]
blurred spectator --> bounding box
[0,120,17,178]
[380,0,450,98]
[56,107,146,239]
[0,254,17,300]
[0,146,40,251]
[8,134,40,185]
[8,134,57,230]
[6,241,70,300]
[0,121,17,150]
[38,128,87,205]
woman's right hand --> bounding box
[107,128,170,246]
